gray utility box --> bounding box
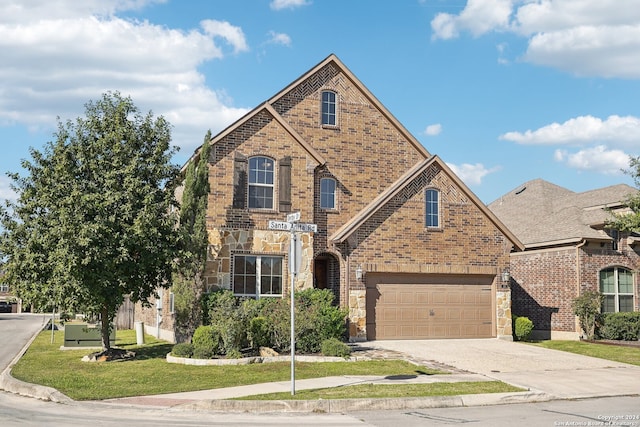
[64,324,115,347]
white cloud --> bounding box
[0,1,250,157]
[431,0,513,40]
[266,31,292,47]
[447,162,500,186]
[500,115,640,147]
[431,0,640,79]
[201,20,249,54]
[424,123,442,136]
[554,145,629,174]
[270,0,311,11]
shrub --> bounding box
[513,315,534,341]
[321,338,351,358]
[192,325,222,355]
[598,312,640,341]
[294,289,348,354]
[248,316,270,349]
[171,343,193,358]
[192,346,214,360]
[572,291,603,340]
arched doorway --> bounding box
[314,252,341,305]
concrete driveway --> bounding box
[368,339,640,399]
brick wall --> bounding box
[511,239,640,338]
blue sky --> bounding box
[1,0,640,204]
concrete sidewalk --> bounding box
[98,372,551,413]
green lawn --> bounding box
[529,340,640,366]
[11,329,448,400]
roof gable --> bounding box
[330,155,523,250]
[268,54,431,160]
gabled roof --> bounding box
[330,155,524,251]
[182,103,326,173]
[488,179,637,248]
[268,53,431,160]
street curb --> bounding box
[175,391,554,413]
[0,320,72,404]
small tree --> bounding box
[572,291,603,340]
[607,155,640,231]
[173,132,211,343]
[0,92,180,351]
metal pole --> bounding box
[290,229,296,396]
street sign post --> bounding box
[268,214,317,396]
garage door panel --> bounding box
[367,276,495,340]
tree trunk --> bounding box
[101,304,111,350]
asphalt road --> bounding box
[0,313,47,372]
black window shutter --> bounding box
[279,156,292,212]
[233,153,247,209]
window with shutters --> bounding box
[248,156,274,209]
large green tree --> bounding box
[172,131,211,342]
[608,156,640,231]
[0,92,181,350]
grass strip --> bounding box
[236,381,524,400]
[528,340,640,366]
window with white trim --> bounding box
[169,292,175,314]
[248,156,274,209]
[0,284,8,293]
[425,188,440,228]
[320,178,336,209]
[600,267,634,312]
[321,91,337,126]
[233,255,283,298]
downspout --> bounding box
[575,239,587,337]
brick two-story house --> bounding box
[489,179,640,339]
[140,54,522,342]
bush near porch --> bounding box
[175,288,349,359]
[597,312,640,341]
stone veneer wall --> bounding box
[204,227,314,293]
[496,289,512,339]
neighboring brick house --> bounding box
[140,54,522,342]
[489,179,640,340]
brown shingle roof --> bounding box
[488,179,637,248]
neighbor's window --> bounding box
[320,178,336,209]
[321,90,337,126]
[248,156,274,209]
[425,189,440,228]
[0,284,8,293]
[600,267,634,312]
[169,292,175,314]
[233,255,283,298]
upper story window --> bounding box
[425,188,440,228]
[0,284,8,293]
[320,178,336,209]
[321,90,337,126]
[233,255,283,298]
[609,229,620,251]
[600,267,634,312]
[248,156,274,209]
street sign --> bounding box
[293,223,317,233]
[289,232,302,274]
[268,220,317,233]
[286,211,301,223]
[268,220,292,231]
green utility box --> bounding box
[63,324,115,347]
